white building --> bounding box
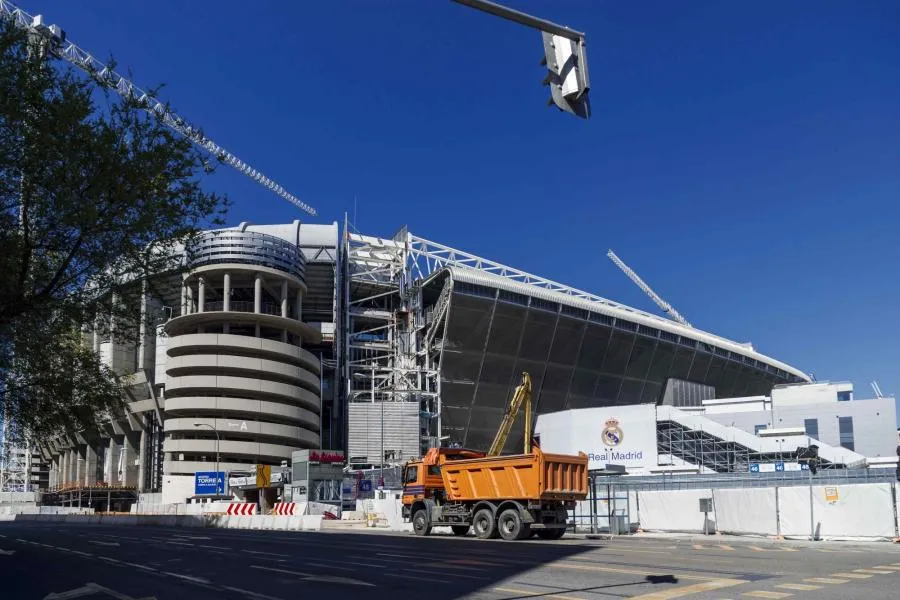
[536,381,898,475]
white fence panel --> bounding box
[713,488,778,537]
[637,489,713,533]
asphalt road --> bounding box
[1,521,899,600]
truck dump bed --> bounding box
[440,445,588,502]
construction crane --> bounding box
[0,0,316,217]
[606,249,693,328]
[488,372,533,456]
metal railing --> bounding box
[203,300,283,316]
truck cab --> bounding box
[401,447,486,519]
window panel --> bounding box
[440,351,482,383]
[549,317,585,365]
[542,365,573,394]
[804,418,819,438]
[474,382,516,410]
[519,310,556,361]
[569,369,598,397]
[669,347,694,380]
[617,379,644,405]
[626,337,656,379]
[566,395,595,409]
[641,381,662,404]
[602,331,635,376]
[704,358,726,391]
[718,361,741,397]
[594,375,621,404]
[576,324,612,370]
[538,392,567,414]
[647,341,675,382]
[688,351,711,383]
[485,303,526,356]
[446,294,493,351]
[479,355,516,387]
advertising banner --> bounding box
[194,471,225,495]
[536,404,658,473]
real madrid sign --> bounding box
[601,418,624,447]
[591,416,644,464]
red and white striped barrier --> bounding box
[226,503,257,516]
[272,503,297,516]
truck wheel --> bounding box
[451,525,470,536]
[537,528,566,540]
[497,509,524,541]
[412,509,431,536]
[473,508,496,540]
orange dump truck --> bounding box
[401,444,588,540]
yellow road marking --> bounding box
[748,546,767,552]
[854,568,894,574]
[553,561,715,581]
[742,592,793,599]
[692,544,705,549]
[831,572,871,579]
[493,586,583,600]
[571,548,736,564]
[778,547,798,552]
[719,545,735,551]
[775,583,821,591]
[803,577,847,584]
[623,578,745,599]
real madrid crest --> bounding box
[601,417,623,447]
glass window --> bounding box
[647,341,675,382]
[641,381,662,404]
[804,418,819,439]
[617,379,644,405]
[602,331,635,375]
[576,324,611,370]
[542,365,573,394]
[669,347,694,380]
[479,355,516,386]
[427,466,441,477]
[625,337,656,380]
[519,310,556,361]
[594,375,621,404]
[837,391,852,402]
[485,303,525,356]
[549,317,585,365]
[569,369,598,397]
[404,467,418,484]
[754,424,767,435]
[688,351,711,383]
[838,416,854,451]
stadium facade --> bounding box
[31,221,809,496]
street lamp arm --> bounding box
[451,0,585,41]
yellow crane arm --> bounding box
[487,372,533,456]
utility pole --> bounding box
[452,0,591,119]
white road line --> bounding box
[97,556,123,564]
[125,562,157,572]
[250,565,374,587]
[162,572,210,584]
[198,545,233,550]
[88,541,120,547]
[384,572,449,584]
[306,562,356,572]
[243,550,290,557]
[67,549,93,557]
[221,586,284,600]
[0,534,6,538]
[168,541,195,547]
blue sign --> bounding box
[359,480,372,492]
[748,463,760,473]
[775,462,785,472]
[800,463,810,471]
[194,471,225,495]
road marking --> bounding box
[553,561,719,581]
[384,572,449,584]
[0,549,16,556]
[97,556,123,564]
[221,586,283,600]
[250,565,374,587]
[198,545,232,550]
[306,562,356,572]
[125,563,157,572]
[161,572,210,584]
[43,582,157,600]
[167,541,194,547]
[692,544,705,549]
[0,534,6,538]
[742,592,793,599]
[831,572,871,579]
[854,568,894,574]
[626,579,747,599]
[243,550,289,557]
[748,546,768,552]
[67,550,94,557]
[493,586,583,600]
[778,547,798,552]
[803,578,847,584]
[719,545,735,551]
[775,583,821,591]
[88,541,119,547]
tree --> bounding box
[0,19,228,442]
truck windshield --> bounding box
[403,467,417,484]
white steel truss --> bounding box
[0,0,316,216]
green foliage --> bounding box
[0,19,228,442]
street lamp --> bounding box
[193,422,220,495]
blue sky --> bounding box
[30,1,899,417]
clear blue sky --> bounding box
[31,1,900,417]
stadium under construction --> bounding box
[5,219,823,499]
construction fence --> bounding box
[576,470,900,541]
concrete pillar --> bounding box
[122,433,139,487]
[74,447,83,486]
[223,272,231,311]
[137,280,149,371]
[105,438,120,484]
[92,313,101,353]
[254,274,263,313]
[295,289,303,321]
[280,280,289,318]
[181,277,188,315]
[84,444,99,486]
[186,283,194,315]
[198,276,206,313]
[58,453,66,486]
[137,429,147,493]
